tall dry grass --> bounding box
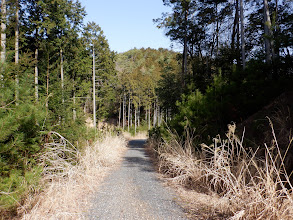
[155,123,293,219]
[21,132,127,220]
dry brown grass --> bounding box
[154,123,293,219]
[122,131,148,140]
[21,132,127,220]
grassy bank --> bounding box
[149,124,293,219]
[21,132,127,219]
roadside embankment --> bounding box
[22,133,127,220]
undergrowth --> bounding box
[150,123,293,219]
[21,132,127,219]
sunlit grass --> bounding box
[152,123,293,219]
[22,132,127,219]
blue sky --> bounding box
[80,0,178,53]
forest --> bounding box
[0,0,293,218]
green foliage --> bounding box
[166,65,293,144]
[0,85,44,212]
[0,102,45,177]
[128,124,149,136]
[0,0,109,215]
[0,166,42,212]
[83,22,118,119]
[154,0,293,147]
[148,125,171,143]
[116,48,180,112]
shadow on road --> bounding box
[123,139,154,173]
[127,139,147,148]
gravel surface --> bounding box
[87,139,188,220]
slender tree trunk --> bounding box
[148,105,151,130]
[61,49,64,104]
[135,107,137,135]
[1,0,6,64]
[128,94,131,132]
[274,0,280,59]
[232,0,240,67]
[157,106,160,126]
[182,9,188,87]
[46,55,50,113]
[130,95,132,128]
[118,97,121,128]
[15,0,19,105]
[232,1,237,51]
[240,0,246,69]
[138,99,140,127]
[145,106,147,124]
[123,93,125,130]
[264,0,273,64]
[73,91,76,121]
[216,3,219,57]
[168,108,172,121]
[35,49,39,102]
[92,47,96,129]
[165,109,168,123]
[153,101,157,127]
[60,49,65,123]
[235,0,240,66]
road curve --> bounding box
[87,139,188,220]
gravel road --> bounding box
[87,139,188,220]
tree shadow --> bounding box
[124,139,154,173]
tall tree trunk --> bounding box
[182,9,188,87]
[240,0,246,69]
[145,106,147,124]
[60,49,64,104]
[157,106,160,126]
[264,0,273,64]
[118,97,121,128]
[1,0,6,64]
[15,0,19,105]
[60,49,65,123]
[160,109,163,126]
[148,105,151,130]
[274,0,280,59]
[123,93,126,130]
[165,109,167,123]
[128,94,131,132]
[130,95,132,128]
[35,49,39,102]
[153,101,157,127]
[134,107,137,136]
[73,90,76,121]
[138,99,140,127]
[232,1,237,51]
[92,47,96,129]
[232,0,240,67]
[46,55,50,114]
[216,3,219,57]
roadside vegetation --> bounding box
[148,122,293,219]
[21,132,127,219]
[147,1,293,219]
[1,0,293,219]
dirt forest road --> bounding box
[87,139,188,220]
